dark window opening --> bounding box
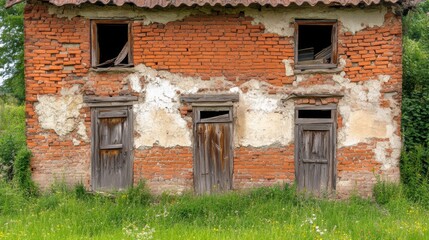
[298,109,331,119]
[200,111,229,120]
[298,25,332,63]
[92,22,132,68]
[295,21,337,68]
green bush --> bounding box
[402,92,429,148]
[117,181,152,206]
[400,146,429,206]
[373,179,403,205]
[13,147,38,196]
[74,182,90,200]
[0,104,25,181]
[0,134,18,180]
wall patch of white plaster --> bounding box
[35,85,85,138]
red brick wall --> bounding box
[234,146,295,189]
[133,15,294,86]
[24,2,402,197]
[133,147,193,193]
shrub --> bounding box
[117,181,152,206]
[0,134,18,180]
[13,147,38,196]
[0,104,25,181]
[74,182,90,200]
[373,179,403,205]
[400,146,429,206]
[401,92,429,148]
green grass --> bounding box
[0,183,428,240]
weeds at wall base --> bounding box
[1,181,428,239]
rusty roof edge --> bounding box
[7,0,405,8]
[46,0,401,8]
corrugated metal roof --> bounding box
[6,0,401,8]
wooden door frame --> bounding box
[192,103,234,194]
[294,104,337,191]
[90,105,134,191]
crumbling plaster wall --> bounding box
[27,2,402,195]
[124,63,400,164]
[48,4,387,36]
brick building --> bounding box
[7,0,411,197]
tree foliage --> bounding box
[401,0,429,205]
[402,0,429,147]
[0,0,24,103]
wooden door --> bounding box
[194,108,233,194]
[296,124,334,194]
[91,107,133,191]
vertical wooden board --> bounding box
[223,124,232,189]
[194,124,202,194]
[204,124,211,193]
[197,124,209,194]
[210,124,218,192]
[298,163,305,190]
[313,163,321,192]
[302,131,311,160]
[308,163,315,192]
[320,164,328,191]
[216,123,231,191]
[99,118,125,146]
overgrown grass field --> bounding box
[0,182,428,240]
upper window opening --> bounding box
[91,21,133,68]
[200,111,229,120]
[295,20,337,69]
[298,109,331,119]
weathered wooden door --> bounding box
[91,107,133,191]
[193,107,233,194]
[295,107,336,194]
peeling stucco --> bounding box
[235,80,293,147]
[48,4,194,23]
[126,63,401,163]
[333,74,400,171]
[282,60,294,77]
[48,4,387,36]
[132,75,192,148]
[246,5,387,35]
[127,64,294,148]
[35,85,89,142]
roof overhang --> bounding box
[7,0,411,8]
